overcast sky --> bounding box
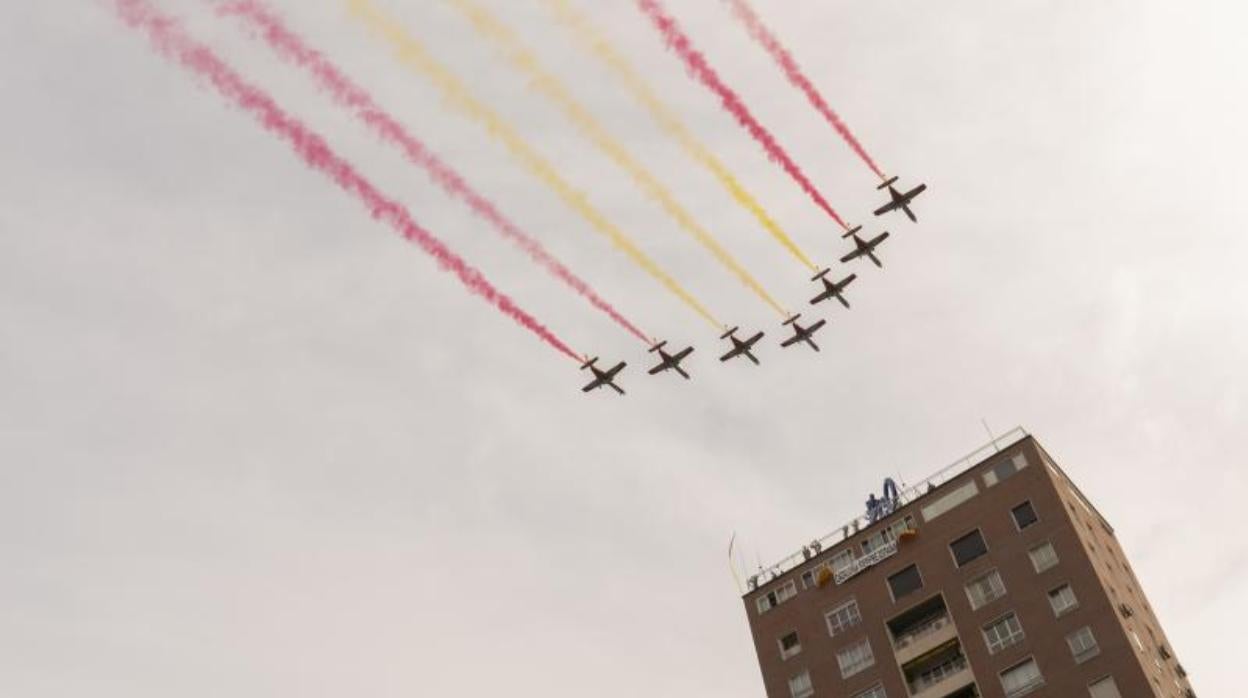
[2,0,1245,695]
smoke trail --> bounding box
[636,0,849,230]
[724,0,884,179]
[110,0,583,363]
[218,1,651,345]
[347,0,724,332]
[447,0,788,318]
[544,0,817,273]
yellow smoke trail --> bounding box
[544,0,818,274]
[347,0,722,331]
[445,0,789,318]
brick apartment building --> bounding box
[742,430,1195,698]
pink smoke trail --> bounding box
[110,0,582,363]
[724,0,885,180]
[219,1,651,345]
[637,0,848,230]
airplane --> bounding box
[809,268,858,308]
[580,356,626,395]
[647,340,694,379]
[779,313,827,352]
[718,326,765,365]
[839,225,890,268]
[872,176,927,222]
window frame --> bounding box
[999,656,1045,697]
[778,630,802,660]
[965,568,1007,610]
[948,528,990,568]
[757,580,799,614]
[982,611,1026,654]
[887,563,924,602]
[1048,583,1079,617]
[1087,675,1122,698]
[835,636,875,679]
[1028,541,1059,573]
[825,597,863,637]
[852,684,887,698]
[1067,626,1100,663]
[1011,500,1039,530]
[788,669,814,698]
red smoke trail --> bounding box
[637,0,848,230]
[111,0,582,363]
[219,1,651,345]
[724,0,885,180]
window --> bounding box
[825,598,862,637]
[984,452,1029,486]
[887,564,923,601]
[801,562,832,590]
[1000,658,1044,697]
[1029,542,1059,573]
[862,515,917,555]
[965,569,1006,609]
[831,549,857,576]
[757,580,798,614]
[836,637,875,678]
[853,684,887,698]
[779,631,802,660]
[1068,626,1100,663]
[1048,584,1079,617]
[983,613,1026,653]
[1011,501,1039,529]
[950,529,988,567]
[921,480,979,521]
[788,670,814,698]
[1088,676,1122,698]
[1130,630,1144,652]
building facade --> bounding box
[742,432,1195,698]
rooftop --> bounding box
[743,426,1029,596]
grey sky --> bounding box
[1,0,1244,695]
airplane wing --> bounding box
[747,332,765,344]
[673,347,694,361]
[582,379,603,393]
[841,273,858,288]
[781,334,802,348]
[719,347,740,362]
[904,184,927,199]
[839,248,863,264]
[810,288,833,304]
[605,362,626,378]
[809,319,827,333]
[868,231,891,247]
[647,363,667,375]
[872,199,900,216]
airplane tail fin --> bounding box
[876,176,899,190]
[811,267,831,282]
[719,325,740,340]
[841,225,863,239]
[648,340,667,353]
[580,356,598,370]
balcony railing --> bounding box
[894,615,951,652]
[910,655,969,694]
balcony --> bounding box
[893,613,957,666]
[908,654,975,698]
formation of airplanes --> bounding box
[581,177,925,395]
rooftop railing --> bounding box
[747,427,1028,593]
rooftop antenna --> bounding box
[982,418,999,451]
[727,532,744,594]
